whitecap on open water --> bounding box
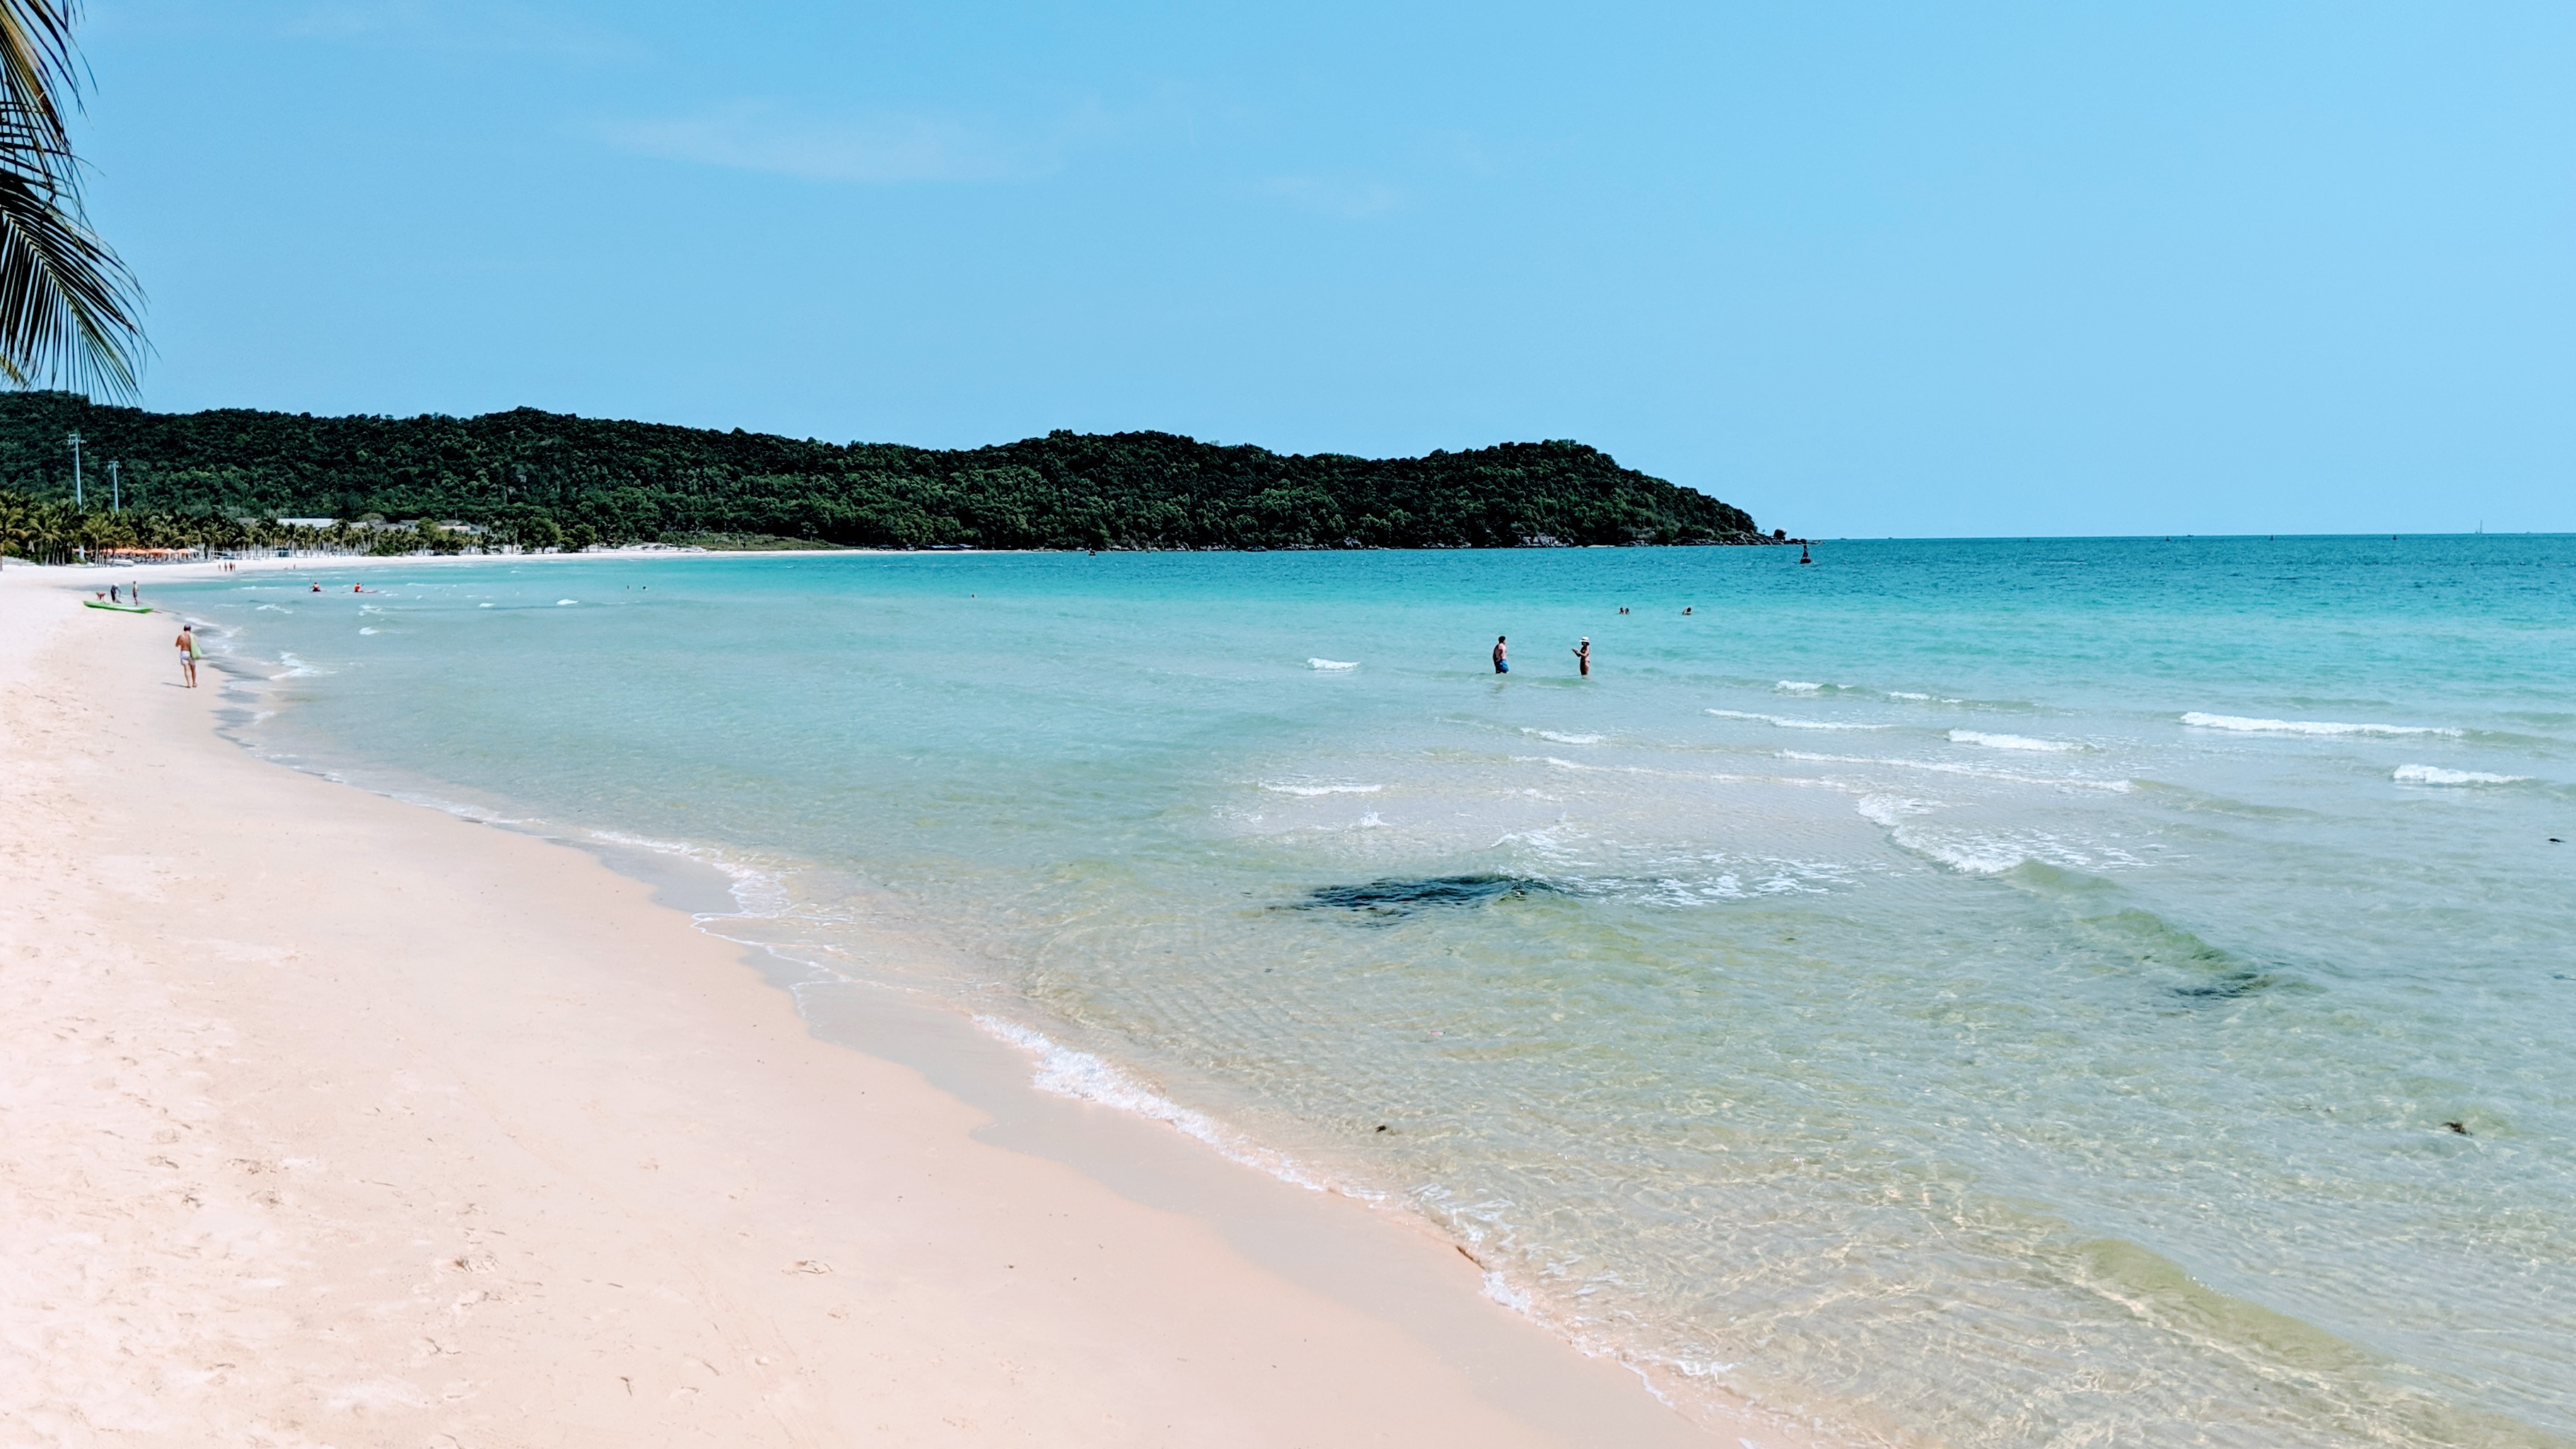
[177,537,2576,1448]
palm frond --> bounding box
[0,0,76,157]
[0,1,141,398]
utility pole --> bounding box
[110,459,120,511]
[67,431,81,508]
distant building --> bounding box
[276,517,337,528]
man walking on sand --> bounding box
[175,624,199,689]
[1493,636,1509,674]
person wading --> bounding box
[1573,637,1591,677]
[1492,635,1510,674]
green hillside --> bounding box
[0,393,1771,557]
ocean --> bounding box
[173,537,2575,1448]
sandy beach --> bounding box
[0,562,1770,1447]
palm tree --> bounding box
[0,1,141,396]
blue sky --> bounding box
[77,2,2576,536]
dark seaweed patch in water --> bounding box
[2083,909,2286,1001]
[2171,969,2278,1001]
[1298,873,1560,918]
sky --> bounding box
[69,1,2576,537]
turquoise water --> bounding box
[178,540,2575,1448]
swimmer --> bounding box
[1493,636,1509,674]
[310,583,320,592]
[1573,637,1590,677]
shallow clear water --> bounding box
[176,539,2576,1448]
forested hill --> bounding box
[0,393,1765,551]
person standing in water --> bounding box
[174,624,199,689]
[1573,637,1591,677]
[1493,636,1510,673]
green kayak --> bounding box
[83,599,153,613]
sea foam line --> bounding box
[1950,730,2087,752]
[1782,750,2133,792]
[2182,711,2460,738]
[2394,764,2529,786]
[1307,657,1358,670]
[1853,795,2139,875]
[972,1016,1336,1194]
[1260,781,1383,796]
[585,829,793,919]
[1709,709,1893,732]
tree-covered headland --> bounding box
[0,393,1776,561]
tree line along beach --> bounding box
[0,392,1794,561]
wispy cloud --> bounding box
[598,102,1037,183]
[1257,174,1407,219]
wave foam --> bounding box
[1261,781,1382,796]
[586,830,793,919]
[1950,730,2085,752]
[1782,750,2133,793]
[973,1016,1329,1192]
[2394,764,2529,786]
[1775,680,1825,694]
[1524,729,1604,745]
[1853,795,2126,874]
[1307,658,1358,670]
[2182,711,2459,738]
[1709,709,1892,732]
[556,599,578,606]
[1855,794,1934,830]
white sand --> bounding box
[0,564,1787,1447]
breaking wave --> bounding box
[2182,711,2459,738]
[2393,764,2529,786]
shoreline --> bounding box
[0,562,1797,1444]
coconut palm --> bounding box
[0,0,141,396]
